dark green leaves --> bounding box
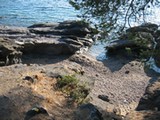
[68,0,159,39]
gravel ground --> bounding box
[0,53,159,119]
[69,53,160,116]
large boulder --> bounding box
[136,79,160,111]
[0,38,22,66]
[106,23,158,59]
[15,35,93,55]
[154,34,160,67]
[22,20,96,55]
[125,23,158,34]
[75,103,103,120]
[154,45,160,68]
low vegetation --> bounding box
[56,75,90,104]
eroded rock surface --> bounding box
[154,36,160,67]
[75,103,103,120]
[0,38,22,66]
[0,20,97,66]
[106,23,160,67]
[137,79,160,111]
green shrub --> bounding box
[56,75,78,88]
[56,75,89,104]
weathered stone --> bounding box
[106,39,138,57]
[137,79,160,111]
[126,96,160,120]
[75,103,103,120]
[98,95,110,102]
[24,107,50,120]
[106,23,157,59]
[23,76,35,83]
[154,36,160,67]
[0,20,96,66]
[29,114,54,120]
[154,49,160,67]
[28,20,93,37]
[0,38,22,66]
[0,25,29,35]
[126,23,158,34]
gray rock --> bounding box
[106,23,158,60]
[75,103,103,120]
[98,95,110,102]
[0,20,97,66]
[152,27,160,67]
[126,23,158,34]
[136,79,160,111]
[28,20,93,37]
[24,107,53,120]
[154,44,160,67]
[0,38,22,66]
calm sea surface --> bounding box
[0,0,79,26]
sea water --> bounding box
[0,0,79,26]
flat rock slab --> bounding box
[0,20,96,66]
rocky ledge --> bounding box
[0,20,97,66]
[106,23,160,67]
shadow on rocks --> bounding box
[0,86,44,120]
[136,79,160,111]
[75,103,103,120]
[102,55,135,72]
[24,107,54,120]
[144,67,160,83]
[21,54,70,65]
[74,103,123,120]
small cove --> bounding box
[0,0,160,73]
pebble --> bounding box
[23,76,34,83]
[98,95,110,102]
[24,107,49,120]
[125,70,130,74]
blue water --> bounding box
[0,0,79,26]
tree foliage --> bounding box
[69,0,160,38]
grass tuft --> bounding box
[56,75,89,104]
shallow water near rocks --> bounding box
[87,41,108,61]
[0,0,160,73]
[147,57,160,73]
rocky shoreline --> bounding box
[106,23,160,68]
[0,21,160,120]
[0,20,97,66]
